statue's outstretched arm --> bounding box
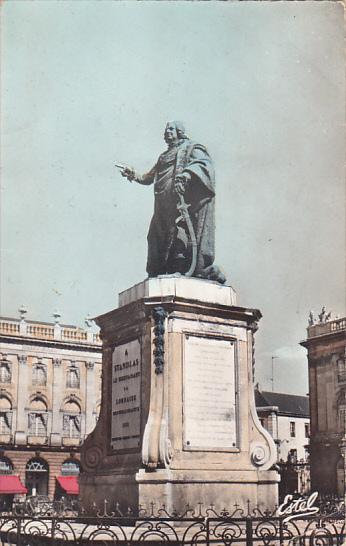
[118,163,156,186]
[136,164,156,186]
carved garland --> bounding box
[251,322,259,382]
[152,307,167,375]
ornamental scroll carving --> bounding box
[141,307,168,468]
[250,442,270,467]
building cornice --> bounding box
[0,334,102,354]
[300,329,345,349]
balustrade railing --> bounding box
[27,324,54,339]
[0,319,101,346]
[0,321,20,335]
[331,318,346,331]
[93,333,101,344]
[308,317,346,338]
[61,328,88,342]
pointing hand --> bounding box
[119,166,136,181]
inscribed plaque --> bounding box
[183,335,237,450]
[111,339,141,450]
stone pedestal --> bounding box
[80,277,279,513]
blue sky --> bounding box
[1,1,345,394]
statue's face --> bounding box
[164,123,178,144]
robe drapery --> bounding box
[137,138,216,278]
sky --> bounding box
[1,1,345,395]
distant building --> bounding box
[255,389,310,496]
[0,309,102,502]
[255,389,310,462]
[300,312,346,497]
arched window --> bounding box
[0,395,12,434]
[0,456,13,475]
[32,362,47,386]
[28,397,48,436]
[0,359,11,383]
[25,457,48,496]
[66,364,80,389]
[63,400,81,438]
[61,459,81,476]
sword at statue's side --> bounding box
[176,193,197,277]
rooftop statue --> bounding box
[118,121,225,284]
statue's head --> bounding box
[164,121,187,145]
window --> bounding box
[29,413,48,436]
[63,415,81,438]
[66,365,80,389]
[290,421,296,437]
[28,397,48,436]
[288,449,297,463]
[25,458,48,496]
[61,459,80,476]
[32,362,47,386]
[305,423,310,438]
[63,400,81,438]
[0,456,13,475]
[337,390,346,432]
[338,407,346,432]
[337,358,346,382]
[0,412,12,434]
[26,458,48,472]
[0,396,12,435]
[0,360,11,383]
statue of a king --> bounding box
[119,121,225,284]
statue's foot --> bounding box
[198,265,227,284]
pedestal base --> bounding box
[81,468,278,514]
[80,277,279,513]
[137,469,278,513]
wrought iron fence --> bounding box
[0,498,344,546]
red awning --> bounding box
[0,476,27,494]
[56,476,79,495]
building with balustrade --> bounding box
[300,313,346,497]
[0,309,102,503]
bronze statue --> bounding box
[118,121,225,284]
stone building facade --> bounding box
[300,314,346,497]
[255,389,310,463]
[255,389,310,497]
[0,310,102,500]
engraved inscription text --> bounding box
[183,335,237,450]
[111,339,141,450]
